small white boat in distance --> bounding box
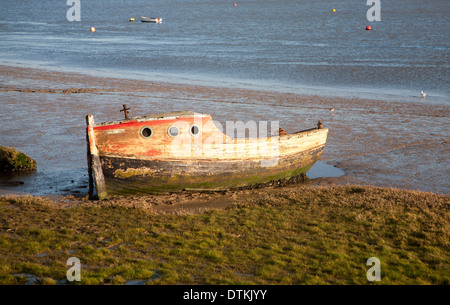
[140,16,162,23]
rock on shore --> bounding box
[0,146,37,173]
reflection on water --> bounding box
[306,161,344,179]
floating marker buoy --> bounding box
[129,17,135,22]
[90,26,95,32]
[332,9,336,12]
[234,3,237,6]
[366,25,372,31]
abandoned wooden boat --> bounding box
[86,107,328,199]
[140,16,162,23]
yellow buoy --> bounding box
[332,9,336,12]
[129,17,135,22]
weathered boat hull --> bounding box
[98,145,324,196]
[86,111,328,199]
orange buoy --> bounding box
[90,26,95,32]
[366,25,372,31]
[233,3,237,6]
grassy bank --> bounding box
[0,185,448,285]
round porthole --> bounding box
[140,127,153,138]
[190,125,200,136]
[168,126,179,137]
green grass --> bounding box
[0,185,448,285]
[0,145,36,172]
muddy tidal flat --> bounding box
[0,65,448,206]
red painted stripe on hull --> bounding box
[93,117,201,131]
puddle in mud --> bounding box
[13,273,39,285]
[124,279,147,285]
[306,161,344,179]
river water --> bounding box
[0,0,448,102]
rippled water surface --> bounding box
[0,0,448,101]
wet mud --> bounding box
[0,65,448,212]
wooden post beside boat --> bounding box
[86,114,107,200]
[86,127,94,198]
